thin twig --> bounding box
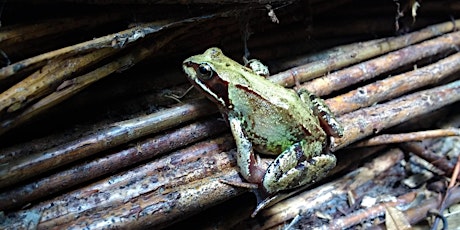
[302,30,460,97]
[400,141,455,176]
[0,26,190,135]
[0,48,115,114]
[432,157,460,229]
[268,19,460,87]
[0,13,220,80]
[351,129,460,147]
[0,119,227,210]
[332,80,460,151]
[0,99,216,188]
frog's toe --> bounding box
[262,154,336,194]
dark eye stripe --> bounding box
[201,72,230,107]
[186,62,232,108]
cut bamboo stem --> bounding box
[0,119,227,210]
[268,19,460,87]
[0,13,219,80]
[0,99,217,188]
[352,129,460,147]
[332,80,460,151]
[0,26,189,134]
[302,30,460,97]
[0,48,115,114]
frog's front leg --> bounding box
[228,115,266,185]
[262,140,336,194]
[298,89,344,138]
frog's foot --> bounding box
[219,179,259,189]
[262,141,337,194]
[245,59,270,78]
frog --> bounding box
[182,47,344,197]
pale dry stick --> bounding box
[351,128,460,147]
[302,30,460,97]
[268,19,460,87]
[0,48,115,114]
[0,135,240,229]
[0,99,216,189]
[324,192,420,230]
[327,49,460,115]
[0,12,127,50]
[400,141,454,175]
[0,13,220,80]
[0,21,172,79]
[332,80,460,151]
[0,24,193,135]
[271,38,386,72]
[0,119,227,210]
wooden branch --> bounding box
[332,80,460,151]
[303,30,460,97]
[327,52,460,115]
[352,129,460,147]
[0,26,190,135]
[0,119,227,210]
[399,141,456,176]
[0,99,216,188]
[0,13,219,80]
[268,19,460,87]
[0,48,115,114]
[1,9,459,229]
[2,135,241,229]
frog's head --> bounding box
[183,47,242,109]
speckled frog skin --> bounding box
[183,47,343,194]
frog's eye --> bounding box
[197,63,214,80]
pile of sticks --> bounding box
[0,1,459,229]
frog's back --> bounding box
[228,81,325,155]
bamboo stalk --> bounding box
[332,80,460,151]
[0,26,190,135]
[302,30,460,97]
[0,119,227,210]
[268,19,460,87]
[0,99,217,188]
[0,48,115,114]
[326,51,460,115]
[0,13,219,80]
[352,129,460,147]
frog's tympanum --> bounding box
[183,47,343,203]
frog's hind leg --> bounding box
[297,89,344,138]
[262,141,336,194]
